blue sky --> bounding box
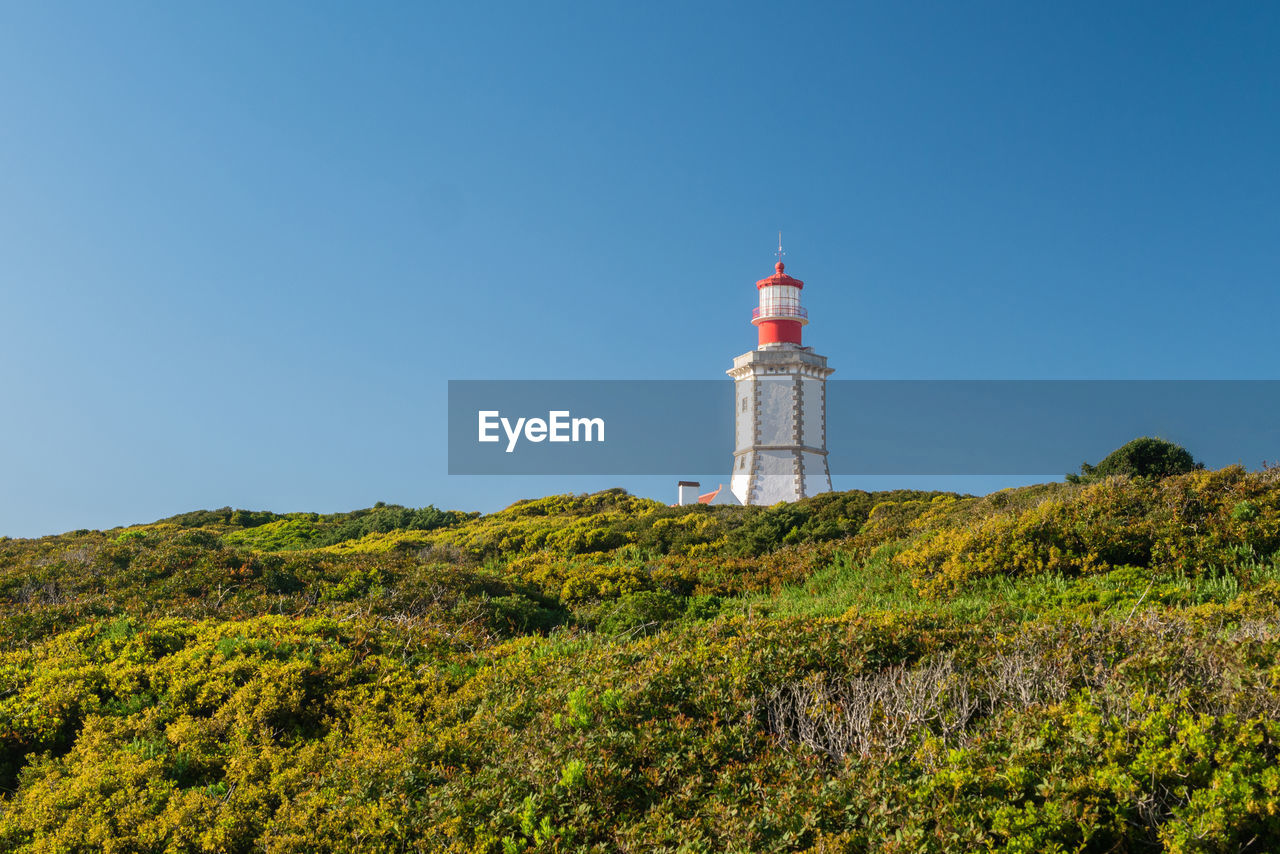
[2,2,1278,537]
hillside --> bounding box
[2,467,1280,852]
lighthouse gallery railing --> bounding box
[752,305,808,320]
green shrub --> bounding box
[1068,436,1203,483]
[596,590,685,635]
[489,594,563,635]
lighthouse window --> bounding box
[741,397,747,412]
[760,285,800,317]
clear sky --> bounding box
[2,2,1278,537]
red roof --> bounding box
[756,261,804,290]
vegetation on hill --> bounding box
[2,464,1280,851]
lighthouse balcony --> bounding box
[752,305,808,321]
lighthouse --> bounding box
[728,251,834,505]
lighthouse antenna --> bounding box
[776,232,785,264]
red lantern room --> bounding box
[752,260,808,346]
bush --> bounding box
[596,590,685,635]
[489,594,563,635]
[1068,436,1202,483]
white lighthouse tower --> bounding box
[728,249,834,505]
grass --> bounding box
[750,542,1280,624]
[748,544,999,621]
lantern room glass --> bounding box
[759,284,801,318]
